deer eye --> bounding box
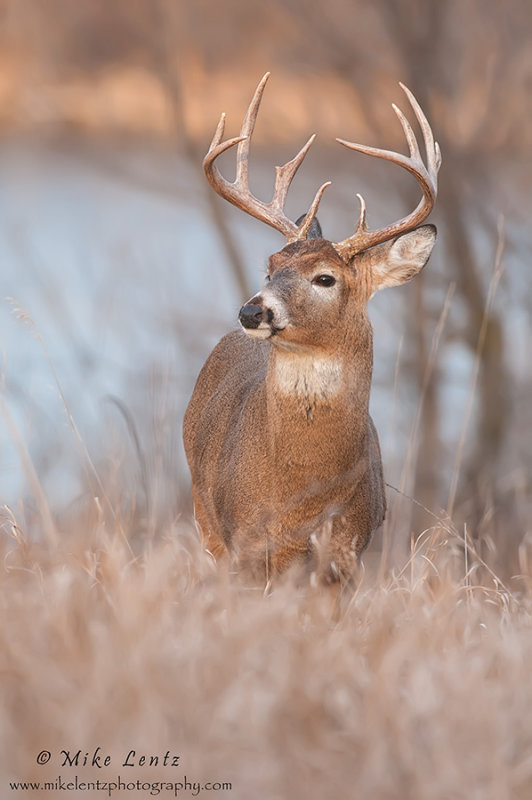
[313,274,336,287]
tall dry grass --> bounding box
[1,214,529,798]
[1,493,532,799]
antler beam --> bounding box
[333,83,441,260]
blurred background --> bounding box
[0,0,530,566]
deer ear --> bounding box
[372,224,436,291]
[295,214,323,240]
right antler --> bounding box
[203,72,330,243]
[333,83,441,260]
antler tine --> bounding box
[272,134,332,242]
[235,71,270,188]
[296,181,332,240]
[399,82,441,176]
[272,134,316,214]
[355,193,368,233]
[392,103,421,162]
[209,111,225,150]
[206,117,248,162]
[333,85,441,260]
[203,73,329,242]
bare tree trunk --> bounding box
[441,173,509,522]
[380,0,509,530]
[409,273,441,531]
[150,0,253,302]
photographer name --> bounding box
[47,748,181,769]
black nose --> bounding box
[239,303,264,329]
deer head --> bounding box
[204,73,439,365]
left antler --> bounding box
[203,72,330,243]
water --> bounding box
[0,140,238,509]
[0,138,529,517]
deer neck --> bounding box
[271,350,345,406]
[262,343,373,513]
[266,329,374,443]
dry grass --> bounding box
[1,498,532,799]
[0,219,528,797]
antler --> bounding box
[333,83,441,260]
[203,72,330,243]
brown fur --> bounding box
[183,229,436,582]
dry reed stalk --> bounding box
[1,509,531,800]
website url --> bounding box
[8,775,232,796]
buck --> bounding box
[183,73,440,582]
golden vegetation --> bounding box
[0,2,531,796]
[2,496,532,798]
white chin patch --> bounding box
[242,325,271,340]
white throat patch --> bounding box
[274,354,343,401]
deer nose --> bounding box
[239,303,264,329]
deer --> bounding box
[183,73,441,583]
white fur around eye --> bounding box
[312,274,336,287]
[311,276,340,297]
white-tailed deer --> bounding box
[183,73,440,582]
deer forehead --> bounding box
[268,239,346,276]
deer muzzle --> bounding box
[239,302,265,329]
